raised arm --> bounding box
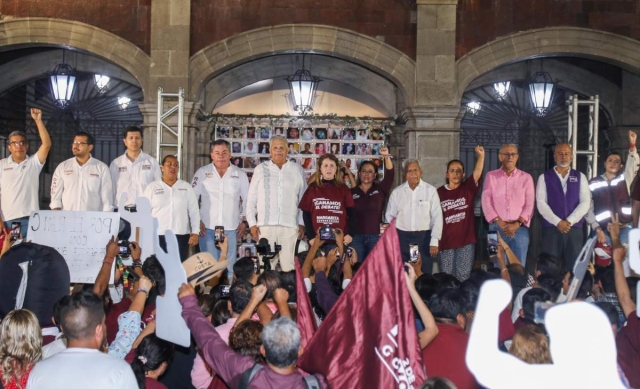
[405,266,438,349]
[613,247,636,318]
[31,108,51,164]
[93,236,120,297]
[472,145,485,183]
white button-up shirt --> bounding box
[50,156,113,212]
[191,163,249,230]
[536,167,591,226]
[246,160,306,229]
[109,151,160,207]
[385,180,443,246]
[143,179,200,235]
[0,155,44,220]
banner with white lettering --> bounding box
[28,211,120,283]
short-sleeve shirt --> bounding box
[617,310,640,387]
[0,155,44,220]
[437,178,480,251]
[299,182,355,234]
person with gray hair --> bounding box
[246,135,307,272]
[0,108,51,238]
[192,139,249,283]
[481,143,535,266]
[385,159,443,274]
[178,282,328,388]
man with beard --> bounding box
[50,132,113,211]
[536,143,591,271]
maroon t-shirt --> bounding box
[617,310,640,387]
[422,323,480,389]
[350,167,395,235]
[437,178,480,251]
[145,377,168,389]
[299,181,354,234]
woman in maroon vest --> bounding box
[436,146,484,281]
[299,154,355,248]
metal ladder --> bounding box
[567,94,599,179]
[156,87,184,178]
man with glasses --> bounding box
[109,126,160,211]
[481,144,535,265]
[536,143,590,271]
[50,132,113,212]
[0,108,51,238]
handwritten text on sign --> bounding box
[29,211,120,283]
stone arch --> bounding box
[0,17,151,97]
[189,24,416,107]
[457,27,640,102]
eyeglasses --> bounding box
[500,153,518,158]
[72,141,89,146]
[9,141,27,147]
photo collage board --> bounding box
[215,125,387,183]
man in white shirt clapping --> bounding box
[386,159,443,274]
[246,135,307,272]
[50,132,113,212]
[0,108,51,238]
[109,126,160,211]
[192,140,249,281]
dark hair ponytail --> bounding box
[130,334,174,389]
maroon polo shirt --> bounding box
[350,166,395,235]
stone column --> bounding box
[405,0,461,187]
[138,0,202,179]
[149,0,191,95]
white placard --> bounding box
[154,229,190,347]
[118,195,155,265]
[28,210,120,283]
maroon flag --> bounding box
[295,257,317,349]
[297,222,426,388]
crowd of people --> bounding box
[0,110,638,388]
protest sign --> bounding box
[28,210,120,283]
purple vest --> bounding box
[542,168,584,228]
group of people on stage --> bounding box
[4,109,640,283]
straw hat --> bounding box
[182,252,228,286]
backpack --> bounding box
[237,363,320,389]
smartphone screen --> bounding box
[409,244,419,263]
[214,226,224,243]
[487,232,498,255]
[11,222,20,241]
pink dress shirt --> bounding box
[481,167,535,227]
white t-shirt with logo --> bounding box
[0,154,44,220]
[109,151,160,208]
[143,179,200,235]
[50,156,113,212]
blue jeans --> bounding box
[489,223,529,267]
[5,216,30,240]
[350,234,380,262]
[199,229,237,281]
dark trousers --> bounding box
[541,227,584,271]
[397,229,433,274]
[159,234,191,262]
